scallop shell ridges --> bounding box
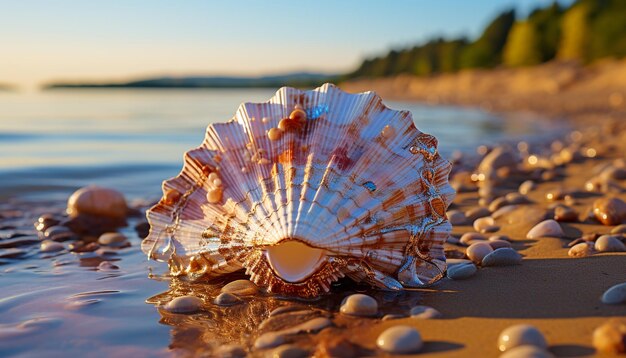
[142,83,455,297]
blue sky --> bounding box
[0,0,573,88]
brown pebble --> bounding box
[592,319,626,354]
[466,207,491,221]
[593,197,626,226]
[460,232,488,245]
[568,242,595,258]
[554,206,578,222]
[221,280,259,296]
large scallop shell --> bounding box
[142,83,455,297]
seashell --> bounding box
[142,84,455,297]
[526,220,564,239]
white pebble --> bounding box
[98,232,127,246]
[214,292,242,306]
[466,242,494,264]
[254,332,285,349]
[595,235,626,252]
[164,295,203,313]
[221,280,259,296]
[447,262,477,280]
[482,248,522,267]
[526,220,564,239]
[498,324,547,352]
[601,282,626,305]
[568,242,595,258]
[474,216,500,233]
[376,325,423,354]
[519,180,536,195]
[40,240,64,253]
[340,294,378,317]
[67,186,127,218]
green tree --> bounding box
[528,2,563,61]
[459,9,516,68]
[503,21,542,67]
[558,2,591,61]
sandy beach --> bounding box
[335,60,626,357]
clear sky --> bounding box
[0,0,573,89]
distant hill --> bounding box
[44,72,338,89]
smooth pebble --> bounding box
[254,332,285,350]
[611,224,626,234]
[40,240,64,253]
[592,319,626,354]
[376,325,423,354]
[221,279,259,296]
[466,242,494,264]
[164,295,203,313]
[594,234,626,252]
[67,186,127,218]
[593,197,626,226]
[98,232,127,246]
[340,294,378,317]
[489,240,512,250]
[460,232,487,245]
[466,207,491,221]
[519,180,536,195]
[97,261,119,271]
[601,282,626,304]
[498,324,547,352]
[447,262,477,280]
[214,292,242,306]
[567,242,595,258]
[474,216,500,233]
[526,220,564,239]
[448,210,467,225]
[482,248,522,267]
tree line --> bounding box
[346,0,626,79]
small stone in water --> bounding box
[340,294,378,317]
[498,324,547,352]
[44,225,71,238]
[97,261,119,271]
[482,248,522,267]
[214,292,242,306]
[568,242,595,258]
[271,344,309,358]
[594,234,626,252]
[526,220,564,239]
[254,332,285,350]
[164,295,203,313]
[601,282,626,305]
[592,319,626,354]
[98,232,127,247]
[466,242,494,264]
[447,262,477,280]
[40,240,64,253]
[376,325,423,354]
[67,186,128,218]
[499,345,554,358]
[221,279,259,296]
[409,305,442,319]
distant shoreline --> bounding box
[43,72,338,90]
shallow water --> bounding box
[0,89,565,356]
